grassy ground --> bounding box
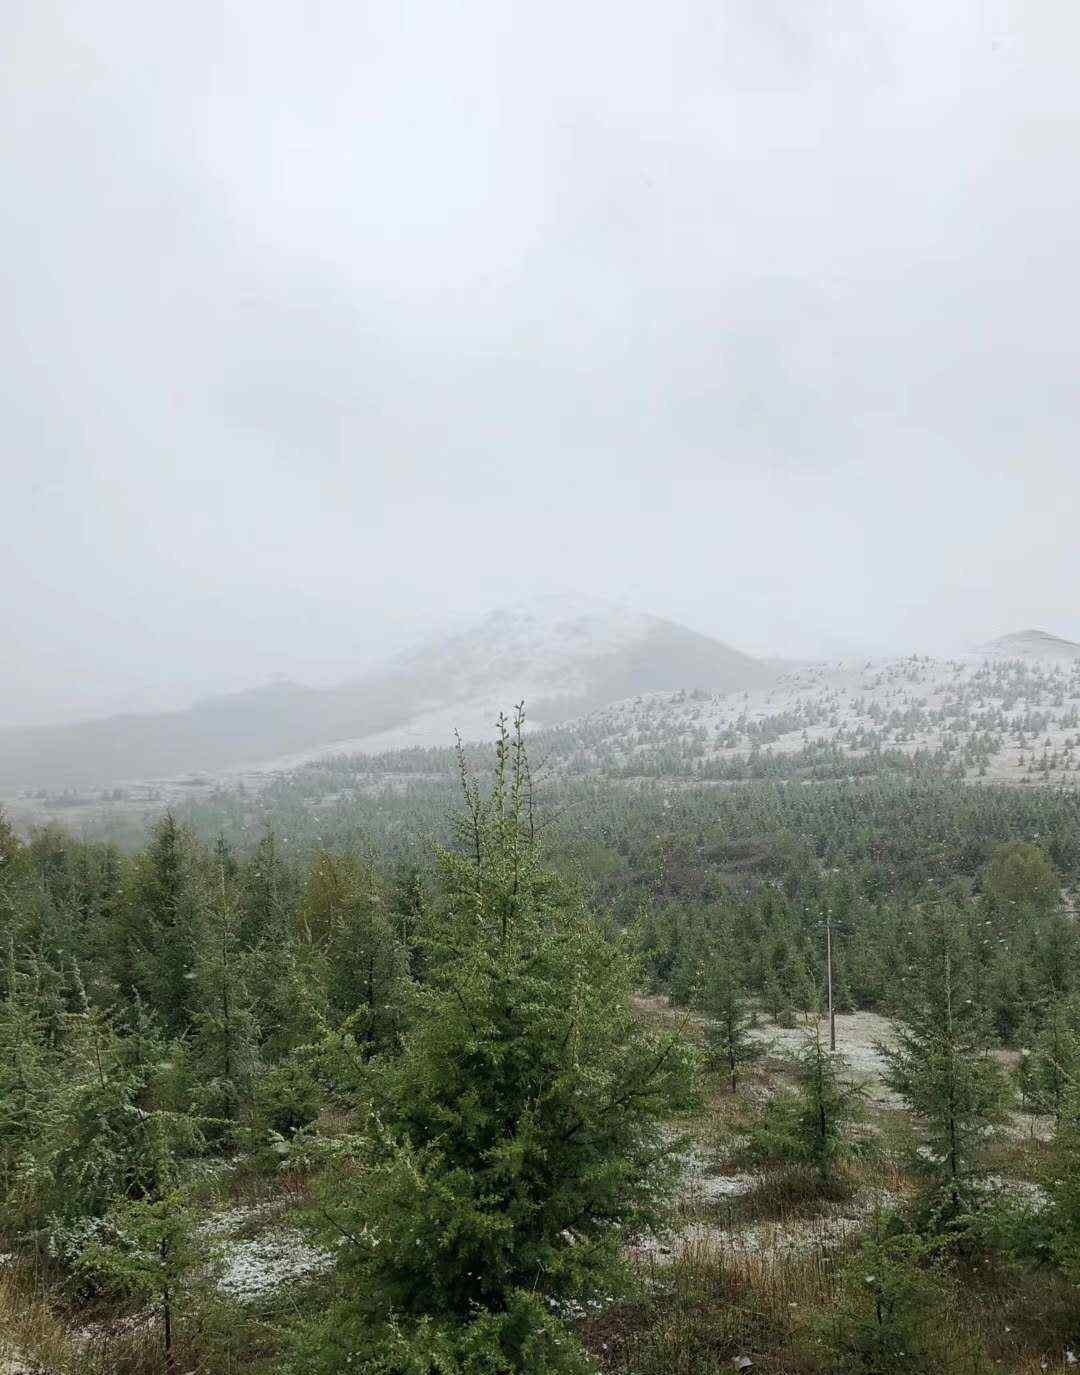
[580,1000,1080,1373]
[2,1003,1078,1373]
[0,1133,331,1374]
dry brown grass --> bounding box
[595,1004,1080,1374]
[584,1217,1080,1375]
[5,1003,1079,1375]
[581,1248,793,1374]
[0,1263,83,1374]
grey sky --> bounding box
[4,1,1080,726]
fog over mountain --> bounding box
[5,1,1080,729]
[0,594,774,788]
[5,590,1080,800]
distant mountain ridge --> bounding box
[980,628,1080,661]
[0,595,772,790]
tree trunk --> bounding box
[162,1235,176,1375]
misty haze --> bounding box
[4,4,1080,1374]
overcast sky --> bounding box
[5,1,1080,726]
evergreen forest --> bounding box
[4,712,1080,1372]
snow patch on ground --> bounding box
[631,1186,900,1266]
[753,1012,897,1077]
[688,1173,758,1203]
[197,1202,335,1301]
[215,1232,335,1301]
[673,1144,756,1205]
[980,1175,1051,1209]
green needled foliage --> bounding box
[78,1118,211,1375]
[982,839,1061,915]
[0,949,207,1266]
[1024,996,1080,1123]
[792,1023,865,1179]
[820,1213,949,1374]
[879,934,1011,1225]
[740,1021,863,1180]
[1042,1030,1080,1281]
[297,711,694,1374]
[699,935,763,1094]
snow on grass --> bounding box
[630,1185,901,1266]
[215,1231,335,1301]
[688,1173,757,1203]
[672,1144,756,1206]
[197,1201,335,1302]
[197,1202,282,1238]
[980,1174,1051,1209]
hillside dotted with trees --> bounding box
[4,706,1080,1372]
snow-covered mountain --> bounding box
[344,593,771,752]
[0,595,771,789]
[979,629,1080,662]
[10,604,1080,797]
[514,639,1080,788]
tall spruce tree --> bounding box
[188,865,260,1140]
[299,713,693,1374]
[322,858,410,1050]
[1027,997,1080,1124]
[119,814,204,1031]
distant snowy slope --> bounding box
[379,594,771,718]
[0,595,771,789]
[979,629,1080,662]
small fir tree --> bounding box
[740,1021,862,1181]
[792,1022,864,1179]
[700,940,762,1093]
[879,947,1010,1223]
[820,1213,947,1374]
[188,872,261,1144]
[1027,997,1080,1124]
[80,1113,209,1375]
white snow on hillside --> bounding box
[529,647,1080,786]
